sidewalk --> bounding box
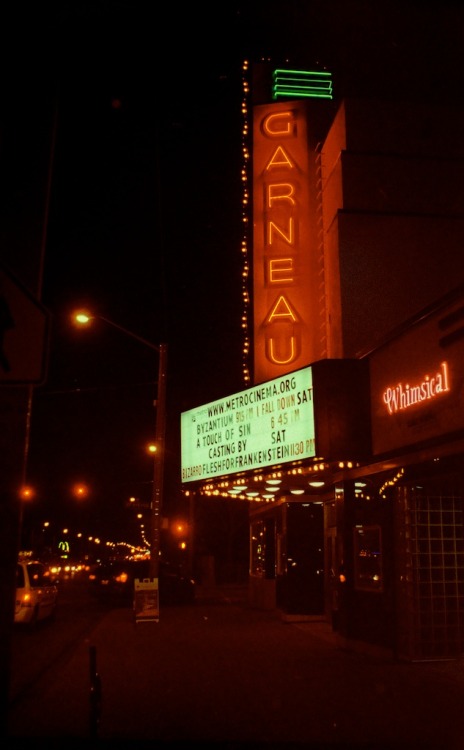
[7,585,464,747]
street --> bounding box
[6,581,464,747]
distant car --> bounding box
[47,559,87,582]
[15,559,58,626]
[91,558,196,606]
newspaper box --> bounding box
[134,577,159,622]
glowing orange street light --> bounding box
[171,520,188,551]
[19,486,35,501]
[17,485,37,553]
[72,309,167,584]
[72,483,89,499]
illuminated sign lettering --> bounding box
[180,366,316,483]
[382,361,450,415]
[253,101,323,384]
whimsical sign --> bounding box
[370,292,464,455]
[382,361,450,415]
[181,366,316,483]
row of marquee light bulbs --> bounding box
[193,465,406,503]
[194,462,369,503]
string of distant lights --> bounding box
[20,508,190,561]
[19,509,150,559]
[20,491,188,560]
[53,527,149,556]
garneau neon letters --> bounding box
[253,103,318,383]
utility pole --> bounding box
[150,343,167,579]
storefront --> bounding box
[181,356,371,615]
[357,284,464,660]
[182,284,464,661]
[249,498,325,618]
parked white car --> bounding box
[15,559,58,626]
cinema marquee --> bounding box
[180,366,316,483]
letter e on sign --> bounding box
[0,266,50,385]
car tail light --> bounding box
[17,592,33,608]
[115,572,129,584]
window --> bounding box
[353,525,383,592]
[250,520,266,576]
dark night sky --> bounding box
[2,1,464,546]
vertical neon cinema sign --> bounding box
[253,101,321,384]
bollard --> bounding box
[89,644,102,738]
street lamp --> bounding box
[72,311,167,581]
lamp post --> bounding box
[150,340,167,580]
[73,312,167,581]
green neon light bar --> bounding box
[272,69,333,100]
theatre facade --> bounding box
[181,86,464,660]
[182,286,464,660]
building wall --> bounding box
[245,96,464,659]
[337,213,464,357]
[355,283,464,657]
[394,482,464,661]
[336,480,395,649]
[321,98,464,358]
[317,99,464,657]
